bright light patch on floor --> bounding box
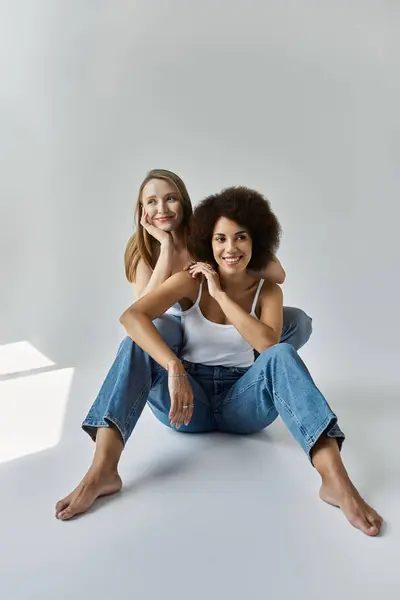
[0,341,54,375]
[0,368,74,463]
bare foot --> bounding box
[320,478,383,536]
[55,467,122,520]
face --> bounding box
[141,178,184,232]
[212,217,252,273]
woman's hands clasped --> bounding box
[189,262,222,299]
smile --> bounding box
[222,256,242,265]
[155,216,173,222]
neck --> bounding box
[170,228,186,251]
[217,268,257,291]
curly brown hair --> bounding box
[188,186,281,271]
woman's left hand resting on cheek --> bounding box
[189,262,222,299]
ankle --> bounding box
[320,465,352,488]
[313,448,349,481]
[89,458,119,475]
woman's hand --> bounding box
[189,262,223,300]
[140,210,173,246]
[183,260,196,271]
[168,369,194,429]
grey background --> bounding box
[0,1,399,599]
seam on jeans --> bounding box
[307,415,339,452]
[125,378,153,429]
[126,361,172,422]
[82,416,127,445]
[104,414,127,445]
[272,389,313,445]
[221,374,265,406]
[83,418,107,428]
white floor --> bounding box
[0,376,399,600]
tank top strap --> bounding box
[194,279,204,307]
[179,279,203,316]
[250,279,265,315]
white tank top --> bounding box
[180,279,265,368]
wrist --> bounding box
[215,289,227,304]
[160,238,173,252]
[165,358,184,373]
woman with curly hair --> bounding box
[55,186,383,536]
[125,168,311,351]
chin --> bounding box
[156,221,179,232]
[218,263,248,274]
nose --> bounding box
[226,240,237,253]
[157,200,168,215]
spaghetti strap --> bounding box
[194,280,204,307]
[179,279,203,316]
[250,279,265,315]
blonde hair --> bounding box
[124,169,193,283]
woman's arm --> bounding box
[134,239,174,298]
[215,284,283,353]
[120,271,197,369]
[251,255,286,285]
[121,271,198,429]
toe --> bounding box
[57,505,77,521]
[351,511,379,536]
[55,499,69,516]
[347,506,371,535]
[366,524,379,537]
[367,511,383,535]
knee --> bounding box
[282,307,312,350]
[297,310,313,343]
[116,335,134,355]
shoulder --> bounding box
[132,259,153,296]
[162,270,200,299]
[135,258,152,276]
[259,282,283,304]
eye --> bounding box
[167,195,177,202]
[237,234,247,240]
[215,237,225,243]
[146,199,156,205]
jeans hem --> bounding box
[306,414,345,464]
[82,414,127,446]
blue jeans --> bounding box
[281,306,312,350]
[83,309,344,461]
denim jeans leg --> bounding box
[82,314,183,443]
[280,306,313,350]
[220,343,345,461]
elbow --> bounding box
[119,306,136,328]
[256,341,278,354]
[120,306,150,334]
[256,332,280,354]
[276,268,286,285]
